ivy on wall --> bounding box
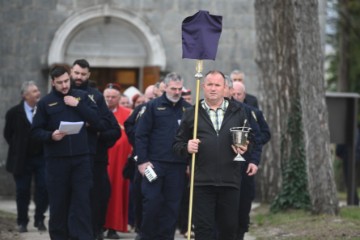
[271,98,311,212]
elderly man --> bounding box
[230,70,258,108]
[4,81,48,233]
[103,83,133,239]
[232,81,271,240]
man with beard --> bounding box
[135,72,191,240]
[31,65,101,239]
[70,59,121,240]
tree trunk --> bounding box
[255,0,339,214]
[254,0,282,202]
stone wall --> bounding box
[0,0,326,196]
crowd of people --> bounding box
[3,58,271,240]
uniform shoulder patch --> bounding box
[48,102,58,106]
[88,94,96,103]
[251,110,258,122]
[157,107,166,110]
[136,106,147,121]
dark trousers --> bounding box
[237,172,255,237]
[13,155,48,226]
[91,161,111,237]
[46,155,93,240]
[177,174,190,234]
[140,162,186,240]
[133,169,143,233]
[193,186,240,240]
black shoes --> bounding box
[106,229,120,239]
[236,231,245,240]
[18,224,28,233]
[34,221,47,231]
[95,230,104,240]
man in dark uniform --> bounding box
[31,65,102,240]
[4,81,48,233]
[124,101,148,240]
[232,81,271,240]
[70,59,121,240]
[135,72,191,240]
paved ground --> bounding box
[0,197,256,240]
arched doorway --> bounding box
[47,4,166,92]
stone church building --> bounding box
[0,0,326,195]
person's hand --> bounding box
[64,96,79,107]
[138,161,154,176]
[231,144,248,155]
[52,130,66,141]
[187,139,200,154]
[246,163,258,176]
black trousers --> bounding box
[237,172,255,236]
[177,175,190,234]
[133,169,143,233]
[91,161,111,237]
[13,155,48,226]
[140,162,186,240]
[47,155,93,240]
[193,185,240,240]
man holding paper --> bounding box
[31,65,101,240]
[70,59,121,240]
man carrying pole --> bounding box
[174,10,250,240]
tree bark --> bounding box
[254,0,282,202]
[255,0,339,214]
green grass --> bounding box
[250,204,360,239]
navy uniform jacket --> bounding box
[244,93,258,109]
[237,102,263,166]
[72,82,121,163]
[31,88,100,158]
[251,107,271,146]
[135,93,191,165]
[124,103,146,148]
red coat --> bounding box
[104,106,132,232]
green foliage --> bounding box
[271,98,311,213]
[326,0,360,94]
[251,204,360,239]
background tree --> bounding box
[255,0,339,214]
[327,0,360,94]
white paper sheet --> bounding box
[58,121,84,135]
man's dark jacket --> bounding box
[31,88,100,157]
[72,81,121,163]
[4,101,43,175]
[135,93,191,165]
[173,98,248,189]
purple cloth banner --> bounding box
[182,10,222,60]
